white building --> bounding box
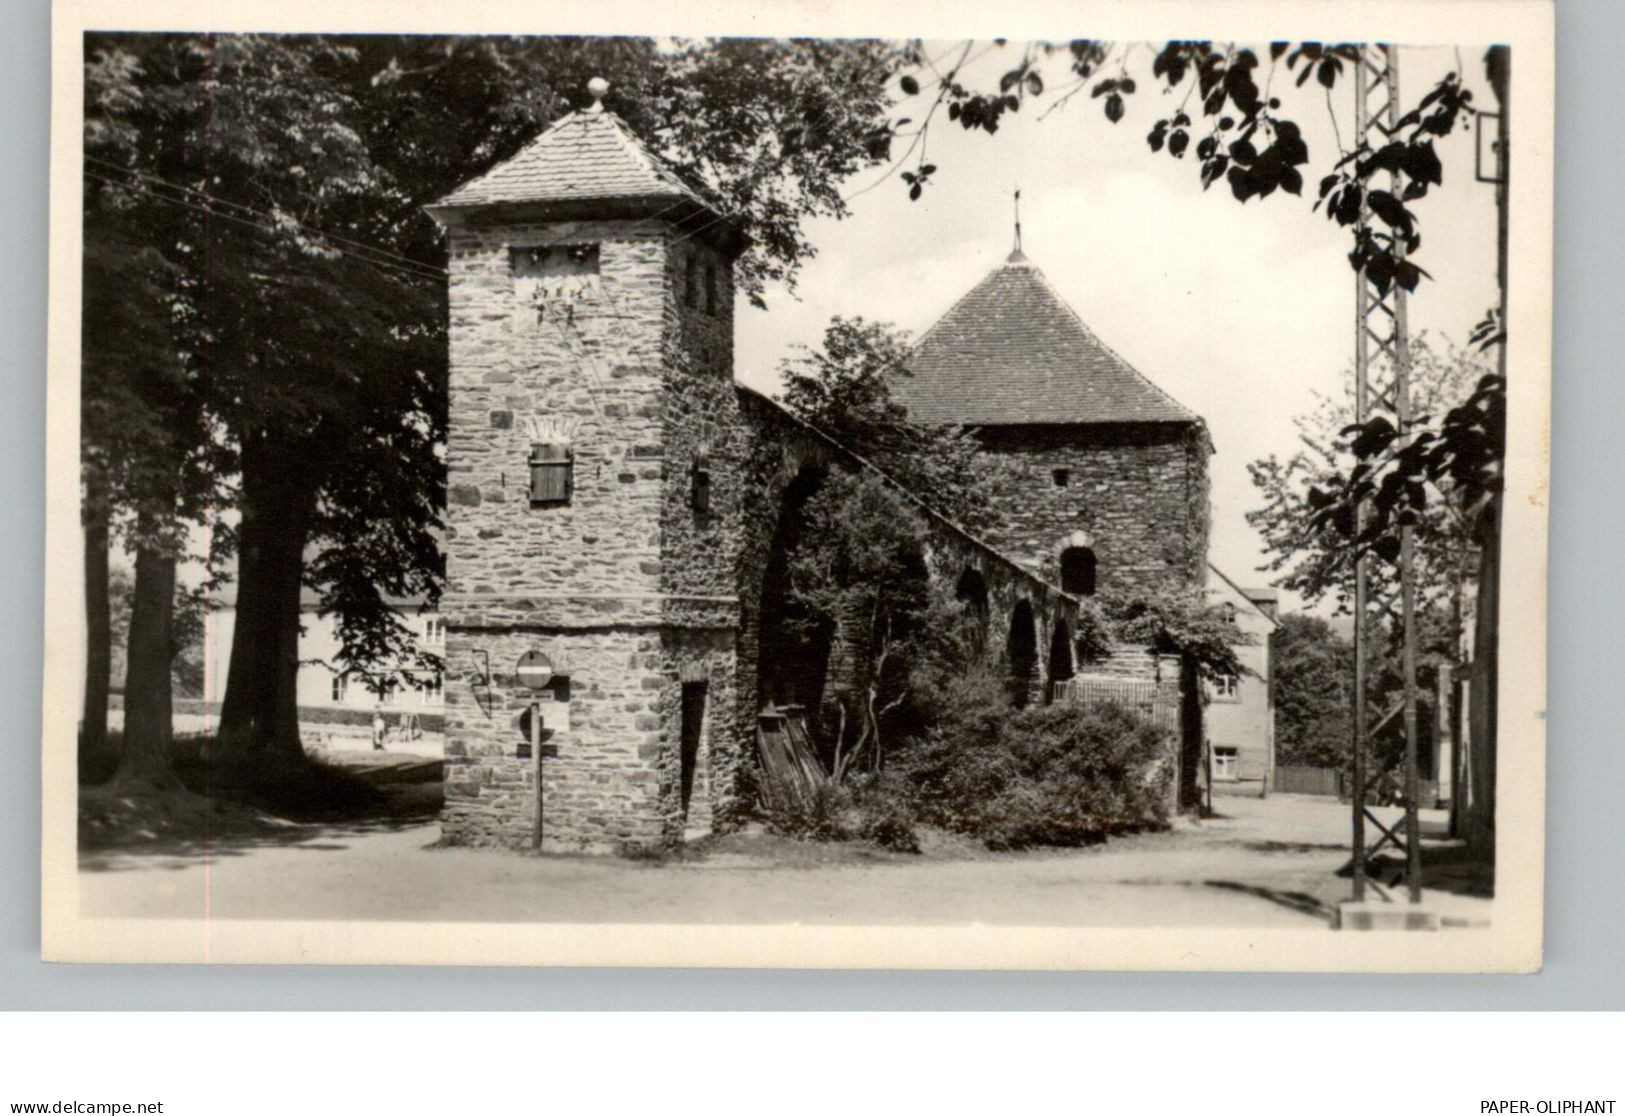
[201,589,445,716]
[1204,564,1279,791]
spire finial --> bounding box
[586,76,609,113]
[1008,184,1027,263]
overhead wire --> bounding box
[85,155,449,281]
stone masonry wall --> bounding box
[973,423,1212,598]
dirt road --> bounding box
[77,793,1488,928]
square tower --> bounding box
[428,80,747,851]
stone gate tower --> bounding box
[427,79,748,851]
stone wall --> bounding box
[972,423,1212,597]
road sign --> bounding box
[516,649,554,691]
[512,705,557,751]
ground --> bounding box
[78,775,1491,929]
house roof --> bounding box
[1206,562,1281,630]
[434,98,718,215]
[894,250,1200,427]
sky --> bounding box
[732,41,1501,616]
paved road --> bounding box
[78,793,1486,928]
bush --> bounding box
[897,698,1173,851]
[762,778,922,854]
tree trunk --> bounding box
[80,474,111,775]
[114,526,179,790]
[218,443,315,766]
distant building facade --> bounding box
[201,594,445,716]
[1203,568,1279,792]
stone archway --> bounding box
[1046,617,1075,703]
[954,566,991,655]
[1008,599,1039,709]
[756,464,832,714]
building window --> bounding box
[528,443,573,505]
[1059,546,1097,597]
[379,680,396,707]
[1213,746,1239,781]
[1219,602,1238,623]
[331,672,348,703]
[691,447,711,514]
[1052,468,1070,488]
[422,673,443,705]
[424,617,445,645]
[1210,672,1241,702]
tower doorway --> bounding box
[679,681,708,819]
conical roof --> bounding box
[434,98,719,217]
[896,252,1198,427]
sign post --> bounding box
[516,650,555,852]
[530,701,543,850]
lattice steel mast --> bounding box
[1350,43,1424,907]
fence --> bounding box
[1051,676,1181,736]
[1272,764,1344,797]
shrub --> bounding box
[896,696,1173,851]
[763,781,854,843]
[762,777,922,853]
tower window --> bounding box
[1052,468,1070,488]
[691,448,712,514]
[528,443,573,505]
[1059,546,1097,597]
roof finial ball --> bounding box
[586,76,610,113]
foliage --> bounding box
[1248,336,1488,614]
[1099,588,1251,679]
[760,779,922,853]
[1271,613,1353,768]
[778,316,1017,536]
[785,470,932,779]
[898,696,1173,850]
[1307,373,1503,577]
[890,41,1476,300]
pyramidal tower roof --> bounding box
[431,78,729,233]
[896,250,1199,427]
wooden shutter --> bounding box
[529,443,573,505]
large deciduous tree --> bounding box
[1271,613,1354,769]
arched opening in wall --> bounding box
[757,465,833,719]
[1060,546,1097,597]
[954,567,991,656]
[1047,619,1075,703]
[1008,600,1039,709]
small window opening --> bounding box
[1059,546,1097,597]
[1052,468,1070,488]
[528,442,573,505]
[331,672,348,703]
[691,448,712,514]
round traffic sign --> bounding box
[516,649,554,691]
